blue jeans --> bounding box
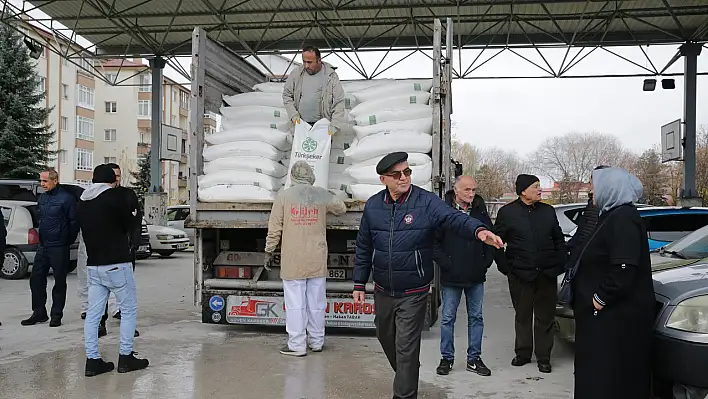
[440,284,484,362]
[84,263,137,359]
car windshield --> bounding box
[661,224,708,259]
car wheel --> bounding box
[156,250,175,257]
[2,247,29,280]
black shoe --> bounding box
[279,345,306,357]
[467,358,492,376]
[436,358,453,375]
[511,356,531,367]
[49,317,62,327]
[98,324,107,338]
[113,311,121,320]
[85,358,114,377]
[81,312,86,320]
[538,361,552,373]
[117,352,149,373]
[21,314,49,326]
[134,330,140,337]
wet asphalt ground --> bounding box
[0,252,574,398]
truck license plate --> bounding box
[328,268,346,280]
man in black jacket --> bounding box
[433,176,495,377]
[493,174,566,374]
[79,165,148,377]
[22,168,79,327]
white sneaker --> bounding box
[279,345,306,357]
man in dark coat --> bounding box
[22,168,80,327]
[433,176,495,377]
[493,174,566,373]
[353,152,504,399]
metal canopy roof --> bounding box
[17,0,708,58]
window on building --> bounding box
[76,116,94,141]
[36,76,45,95]
[104,129,117,141]
[77,85,95,109]
[204,126,216,136]
[104,157,117,164]
[140,131,146,143]
[138,100,151,118]
[172,89,177,102]
[105,73,117,84]
[179,91,189,109]
[59,149,68,164]
[105,101,117,113]
[139,73,151,92]
[76,148,93,171]
[62,84,69,99]
[79,56,93,72]
[60,116,68,131]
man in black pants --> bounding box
[352,152,504,399]
[493,174,566,374]
[100,163,141,337]
[22,168,79,327]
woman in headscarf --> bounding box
[572,167,655,399]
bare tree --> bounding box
[475,147,528,201]
[634,147,666,205]
[451,136,480,176]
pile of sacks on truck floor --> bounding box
[196,78,434,203]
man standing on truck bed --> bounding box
[282,45,346,135]
[352,152,504,399]
[22,168,79,328]
[264,161,346,357]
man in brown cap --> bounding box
[353,151,504,399]
[493,174,566,373]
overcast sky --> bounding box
[313,45,708,158]
[9,0,708,159]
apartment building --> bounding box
[15,20,95,184]
[94,59,190,205]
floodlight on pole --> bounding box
[643,79,656,91]
[23,38,43,59]
[662,79,675,89]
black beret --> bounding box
[376,152,409,175]
[92,164,116,184]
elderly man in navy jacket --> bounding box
[352,152,503,399]
[21,168,79,328]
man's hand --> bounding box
[477,229,504,249]
[592,297,604,311]
[352,291,365,304]
[291,112,301,125]
[264,252,274,271]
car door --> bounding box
[643,213,708,250]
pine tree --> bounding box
[131,151,151,209]
[0,17,55,178]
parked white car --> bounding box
[145,219,190,257]
[166,205,194,246]
[1,200,78,279]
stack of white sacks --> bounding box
[197,90,292,202]
[342,79,434,201]
[197,79,434,203]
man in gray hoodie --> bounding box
[282,46,346,135]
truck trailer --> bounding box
[188,19,456,329]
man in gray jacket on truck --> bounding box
[282,45,346,135]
